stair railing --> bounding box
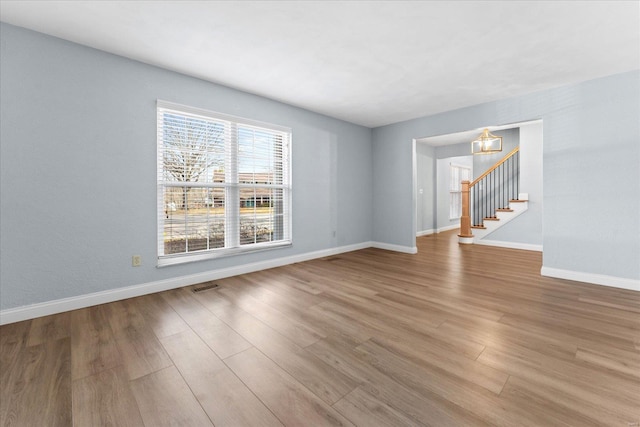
[459,147,520,238]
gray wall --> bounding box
[0,23,373,311]
[373,70,640,280]
[435,142,470,160]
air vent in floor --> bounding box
[192,283,220,293]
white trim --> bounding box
[371,242,418,254]
[475,240,543,252]
[0,241,371,325]
[458,236,474,245]
[157,101,292,262]
[541,267,640,292]
[437,224,460,233]
[411,138,418,247]
[157,241,292,267]
[416,229,435,237]
[157,99,291,133]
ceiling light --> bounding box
[471,128,502,154]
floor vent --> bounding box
[192,283,220,293]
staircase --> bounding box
[458,147,528,244]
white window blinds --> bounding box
[157,100,291,265]
[449,164,471,220]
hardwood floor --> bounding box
[1,231,639,426]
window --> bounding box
[157,100,291,265]
[449,164,471,220]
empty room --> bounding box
[1,1,639,426]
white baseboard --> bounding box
[541,266,640,292]
[0,241,373,325]
[475,239,543,252]
[418,226,459,237]
[371,241,418,254]
[437,224,460,233]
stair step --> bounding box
[509,199,526,203]
[484,217,500,221]
[496,208,514,212]
[471,225,486,229]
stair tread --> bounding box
[484,217,500,221]
[496,208,514,212]
[471,225,487,229]
[509,199,526,203]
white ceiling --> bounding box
[1,1,638,128]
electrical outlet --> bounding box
[132,255,142,267]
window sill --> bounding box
[157,241,292,267]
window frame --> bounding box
[449,163,471,220]
[156,100,292,267]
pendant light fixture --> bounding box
[471,128,502,154]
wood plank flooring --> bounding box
[1,231,639,426]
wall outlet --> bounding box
[132,255,142,267]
